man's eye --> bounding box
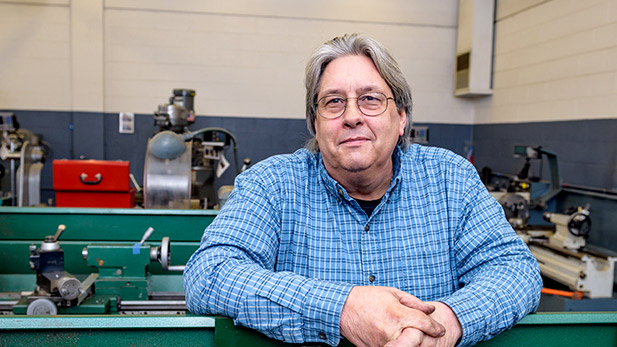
[326,98,344,105]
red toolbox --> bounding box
[53,160,135,208]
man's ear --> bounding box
[398,109,407,136]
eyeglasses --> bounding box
[316,92,395,119]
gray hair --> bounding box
[304,33,413,152]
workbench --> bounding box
[0,312,615,346]
[1,207,616,346]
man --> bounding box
[184,34,542,347]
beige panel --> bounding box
[71,0,104,112]
[0,2,71,110]
[104,0,458,27]
[0,0,471,124]
[104,6,471,124]
[0,0,68,4]
[476,0,617,123]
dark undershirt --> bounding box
[356,197,383,217]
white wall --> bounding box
[0,0,71,111]
[475,0,617,124]
[2,1,615,126]
[0,0,474,124]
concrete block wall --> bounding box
[1,0,615,194]
[0,0,473,125]
[1,0,475,202]
[102,0,473,124]
[473,0,617,191]
[475,0,617,124]
[0,1,71,110]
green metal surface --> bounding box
[0,274,183,294]
[0,207,206,309]
[214,316,349,347]
[0,207,216,242]
[0,207,214,275]
[0,241,199,274]
[95,278,149,300]
[87,243,152,277]
[0,312,615,346]
[480,312,617,346]
[0,315,215,347]
[213,313,617,347]
[0,274,33,292]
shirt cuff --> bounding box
[439,292,485,346]
[302,280,355,346]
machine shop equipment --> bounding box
[144,89,243,209]
[483,145,617,300]
[483,145,562,230]
[543,207,591,250]
[11,224,187,315]
[81,227,184,302]
[26,224,95,315]
[521,207,617,299]
[0,112,49,206]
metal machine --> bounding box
[6,220,187,315]
[26,224,93,315]
[0,210,616,345]
[517,207,617,299]
[485,145,617,299]
[0,112,49,206]
[484,145,560,229]
[144,89,243,209]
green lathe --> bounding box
[0,207,212,315]
[0,207,616,346]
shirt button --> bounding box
[364,224,370,231]
[369,275,375,282]
[337,189,343,196]
[319,332,327,340]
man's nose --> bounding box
[342,101,363,127]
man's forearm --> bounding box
[439,248,541,346]
[184,247,354,345]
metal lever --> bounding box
[139,227,155,246]
[52,224,66,242]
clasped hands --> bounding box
[340,286,462,347]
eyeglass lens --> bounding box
[318,93,389,119]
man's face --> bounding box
[315,54,406,176]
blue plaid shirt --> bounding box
[184,145,542,346]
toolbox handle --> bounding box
[79,172,103,185]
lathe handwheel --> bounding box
[26,298,58,315]
[160,236,171,271]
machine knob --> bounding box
[159,236,171,271]
[568,212,591,238]
[26,298,58,315]
[57,276,81,300]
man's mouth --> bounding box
[340,137,369,145]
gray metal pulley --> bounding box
[26,298,58,315]
[58,276,82,300]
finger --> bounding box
[391,289,435,315]
[400,308,446,338]
[384,327,424,347]
[419,336,440,347]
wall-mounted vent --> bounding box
[454,0,495,97]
